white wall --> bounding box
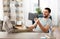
[23,0,38,26]
[0,0,3,21]
[57,0,60,26]
[23,0,32,26]
[29,0,38,13]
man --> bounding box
[29,8,52,33]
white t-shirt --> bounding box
[33,18,52,32]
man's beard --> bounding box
[43,16,48,18]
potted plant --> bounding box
[36,7,43,18]
[36,7,42,14]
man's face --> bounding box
[43,9,50,18]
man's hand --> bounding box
[34,18,38,22]
[35,19,40,25]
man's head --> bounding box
[43,8,51,18]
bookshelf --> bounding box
[3,0,24,25]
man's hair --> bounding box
[45,8,51,13]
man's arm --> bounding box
[36,20,50,32]
[28,23,37,30]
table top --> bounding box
[0,27,60,39]
[0,32,55,39]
